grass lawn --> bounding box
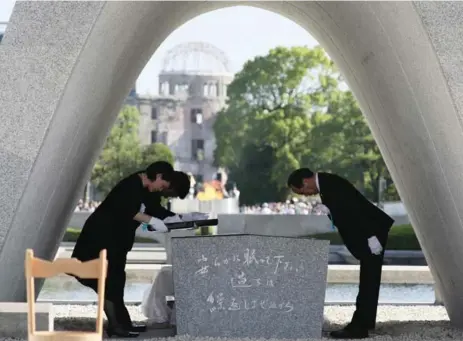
[63,224,421,250]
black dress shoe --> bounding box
[330,327,368,339]
[130,323,147,333]
[106,326,140,338]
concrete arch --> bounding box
[1,0,463,324]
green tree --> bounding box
[309,90,399,201]
[230,144,276,205]
[92,106,176,196]
[91,105,142,195]
[214,46,340,204]
[140,142,175,169]
[215,45,399,204]
[91,105,173,197]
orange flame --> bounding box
[196,180,224,201]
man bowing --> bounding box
[287,168,394,339]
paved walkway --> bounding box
[49,305,455,341]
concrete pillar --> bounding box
[299,1,463,325]
[435,284,444,306]
[0,0,199,300]
[0,1,106,300]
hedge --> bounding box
[63,224,421,250]
[309,224,421,250]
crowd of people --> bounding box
[74,199,101,212]
[240,198,330,215]
[73,177,239,211]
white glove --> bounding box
[148,217,168,233]
[163,215,183,224]
[181,212,209,221]
[368,236,383,255]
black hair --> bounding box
[287,168,314,188]
[169,171,191,199]
[145,161,174,181]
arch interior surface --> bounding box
[1,0,463,326]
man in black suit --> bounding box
[143,171,207,224]
[111,171,192,334]
[287,168,394,339]
[142,170,191,220]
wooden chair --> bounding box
[25,249,107,341]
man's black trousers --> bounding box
[76,253,133,328]
[350,227,389,330]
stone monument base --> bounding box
[172,235,330,339]
[217,214,332,236]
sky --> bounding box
[0,1,319,96]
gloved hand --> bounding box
[163,215,183,224]
[148,217,168,232]
[368,236,383,255]
[181,212,209,221]
[140,223,149,231]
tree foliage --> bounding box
[214,46,398,205]
[140,143,175,169]
[308,91,398,200]
[91,105,174,196]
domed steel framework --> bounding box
[161,41,231,75]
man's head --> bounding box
[144,161,174,192]
[287,168,319,196]
[162,171,191,199]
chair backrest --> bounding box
[25,249,107,335]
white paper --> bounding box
[163,215,183,224]
[181,212,209,221]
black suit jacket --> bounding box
[120,191,175,253]
[142,191,176,220]
[318,172,394,257]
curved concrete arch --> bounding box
[1,0,463,324]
